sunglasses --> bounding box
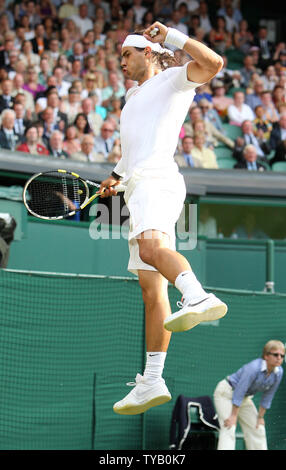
[268,352,285,358]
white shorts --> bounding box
[124,172,186,275]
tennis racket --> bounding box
[23,169,125,220]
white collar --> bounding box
[261,359,279,374]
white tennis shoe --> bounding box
[113,373,171,415]
[164,293,228,333]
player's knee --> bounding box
[138,244,156,267]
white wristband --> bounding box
[164,27,188,50]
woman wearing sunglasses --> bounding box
[214,340,285,450]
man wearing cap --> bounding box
[99,22,227,416]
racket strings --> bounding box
[26,172,87,218]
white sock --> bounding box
[143,352,167,384]
[175,270,207,302]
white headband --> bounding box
[122,34,174,56]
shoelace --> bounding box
[126,373,144,387]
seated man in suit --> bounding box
[70,134,105,163]
[48,130,69,159]
[31,23,49,55]
[269,114,286,151]
[233,119,270,162]
[234,144,266,171]
[38,88,68,134]
[0,78,14,113]
[0,108,22,150]
[13,102,31,138]
[81,97,103,137]
[93,120,117,160]
[175,135,202,168]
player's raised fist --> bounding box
[144,22,168,44]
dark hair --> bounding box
[74,113,91,134]
[24,122,38,136]
[131,30,178,71]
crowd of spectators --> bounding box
[0,0,285,170]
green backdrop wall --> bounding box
[8,219,286,293]
[0,270,285,450]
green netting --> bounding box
[0,270,286,450]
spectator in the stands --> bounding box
[234,144,266,171]
[269,114,286,150]
[39,88,68,133]
[228,91,255,126]
[58,0,78,23]
[253,25,275,71]
[192,132,218,169]
[208,16,232,55]
[233,19,254,55]
[233,119,270,162]
[93,120,116,160]
[193,119,215,149]
[31,23,49,56]
[101,71,125,111]
[64,59,82,84]
[47,130,69,159]
[175,135,201,168]
[70,3,93,38]
[16,124,49,156]
[260,91,279,123]
[199,98,225,134]
[0,78,14,113]
[70,133,104,163]
[211,80,234,120]
[62,124,81,156]
[60,86,82,125]
[0,34,15,69]
[218,2,239,34]
[240,54,259,88]
[38,56,52,87]
[81,97,103,137]
[22,66,46,100]
[39,106,61,146]
[5,50,20,80]
[245,79,264,111]
[53,66,71,99]
[253,105,273,142]
[197,1,212,36]
[194,83,213,104]
[261,65,279,92]
[0,109,22,150]
[73,112,92,142]
[19,40,40,72]
[131,0,147,26]
[184,105,234,149]
[272,85,286,111]
[13,102,31,138]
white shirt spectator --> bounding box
[228,103,255,126]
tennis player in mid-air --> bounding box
[99,21,228,415]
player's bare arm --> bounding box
[144,21,224,84]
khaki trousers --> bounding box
[213,379,267,450]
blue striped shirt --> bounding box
[228,358,283,409]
